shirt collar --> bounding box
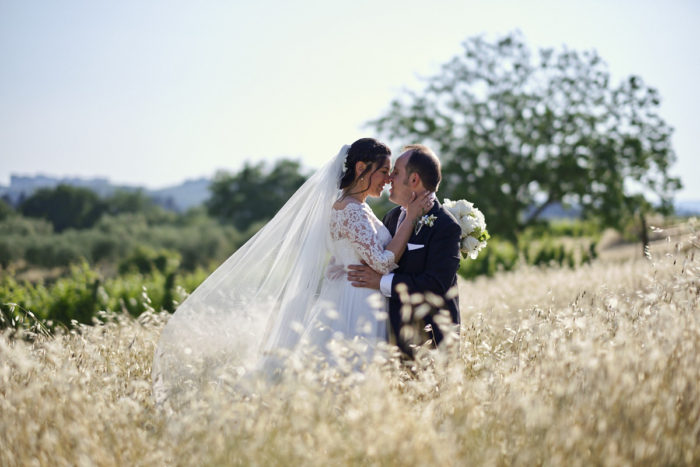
[400,192,437,212]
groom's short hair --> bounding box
[404,144,441,192]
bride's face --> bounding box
[365,157,391,198]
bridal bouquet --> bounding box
[443,198,490,259]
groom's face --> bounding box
[388,151,412,206]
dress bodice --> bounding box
[329,202,397,274]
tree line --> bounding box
[0,159,310,234]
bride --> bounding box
[152,138,431,403]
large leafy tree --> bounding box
[207,159,308,231]
[370,32,681,238]
[20,184,105,232]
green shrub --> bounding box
[0,238,20,269]
[0,199,15,221]
[459,238,519,279]
[45,263,104,325]
[0,273,51,325]
[459,230,599,280]
[0,216,53,236]
[90,234,123,263]
[118,246,180,275]
[24,237,86,268]
[0,212,244,273]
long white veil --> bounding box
[152,145,349,405]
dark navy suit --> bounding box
[382,200,461,356]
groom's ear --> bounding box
[410,172,421,187]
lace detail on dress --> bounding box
[330,202,397,275]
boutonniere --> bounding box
[414,214,437,235]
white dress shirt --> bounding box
[379,193,436,297]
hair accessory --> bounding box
[342,149,350,175]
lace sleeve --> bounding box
[339,204,398,275]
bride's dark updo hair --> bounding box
[339,138,391,192]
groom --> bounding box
[348,144,462,356]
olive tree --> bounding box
[207,159,308,231]
[370,32,681,239]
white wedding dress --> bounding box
[298,201,396,354]
[152,145,394,406]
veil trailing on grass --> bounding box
[152,145,349,405]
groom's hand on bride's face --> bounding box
[347,264,381,290]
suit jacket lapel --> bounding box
[386,200,440,241]
[410,200,440,242]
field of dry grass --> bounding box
[1,227,698,466]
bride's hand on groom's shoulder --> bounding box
[347,264,381,290]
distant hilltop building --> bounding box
[6,175,115,199]
[0,175,211,212]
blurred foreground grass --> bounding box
[0,229,698,466]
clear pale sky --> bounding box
[1,0,698,199]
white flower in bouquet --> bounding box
[462,236,480,254]
[444,198,490,259]
[459,215,479,236]
[454,199,474,217]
